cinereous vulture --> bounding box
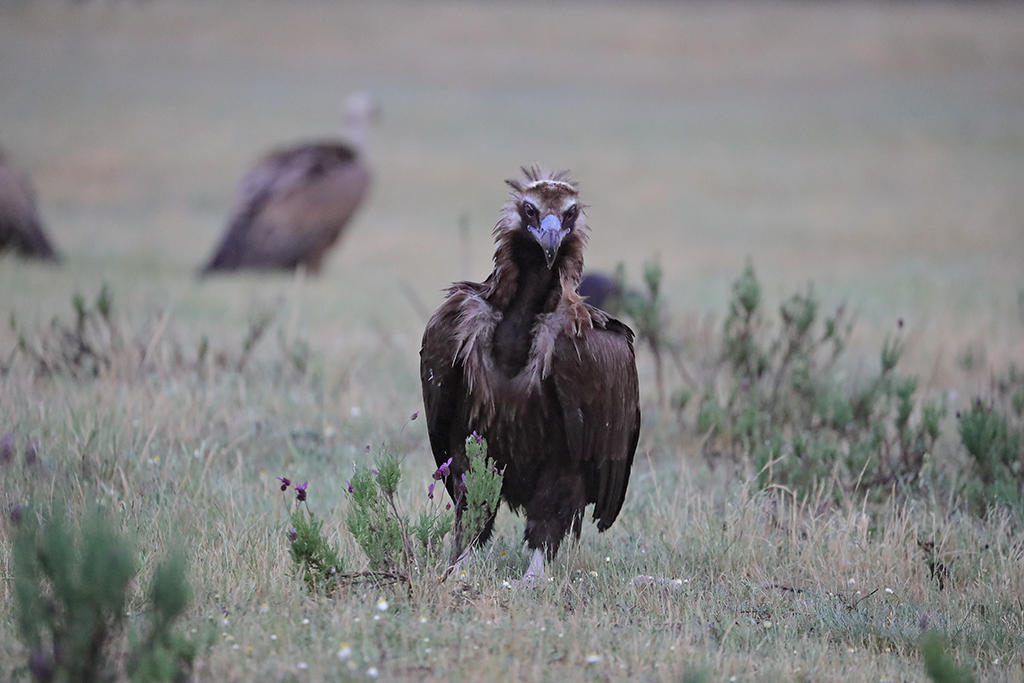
[201,93,378,274]
[0,149,59,261]
[420,166,641,583]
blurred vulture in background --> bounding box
[0,148,59,262]
[578,271,624,314]
[201,93,379,274]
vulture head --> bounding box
[341,92,381,151]
[493,166,589,301]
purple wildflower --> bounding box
[371,469,378,477]
[277,476,291,491]
[458,472,467,492]
[295,481,308,502]
[445,502,451,510]
[432,457,452,480]
[346,480,354,494]
[288,527,297,542]
[410,411,419,421]
[471,430,482,444]
[0,431,14,464]
[428,482,435,500]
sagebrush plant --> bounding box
[4,283,314,383]
[958,364,1024,517]
[8,284,120,378]
[616,260,670,406]
[279,434,502,593]
[684,262,946,501]
[345,450,409,574]
[277,477,347,593]
[128,550,209,683]
[452,432,504,562]
[11,505,206,682]
[920,630,976,683]
[344,434,502,578]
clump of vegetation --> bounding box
[12,506,206,682]
[690,262,944,500]
[8,284,120,377]
[278,477,348,593]
[281,434,502,593]
[616,260,670,406]
[345,453,410,575]
[128,550,206,683]
[443,433,504,564]
[920,630,976,683]
[5,284,314,382]
[346,434,502,577]
[958,365,1024,516]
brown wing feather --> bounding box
[202,142,367,272]
[551,315,640,530]
[419,294,468,483]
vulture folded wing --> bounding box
[419,300,466,476]
[552,316,640,530]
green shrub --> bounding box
[345,435,501,573]
[12,506,205,682]
[128,551,205,683]
[693,263,945,500]
[920,630,975,683]
[456,433,504,558]
[280,435,502,592]
[345,456,408,574]
[616,260,669,405]
[10,284,120,378]
[275,477,347,594]
[958,365,1024,516]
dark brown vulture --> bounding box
[420,166,641,582]
[201,93,377,274]
[0,149,59,261]
[578,271,624,315]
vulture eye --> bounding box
[563,205,578,223]
[521,202,538,220]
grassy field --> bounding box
[1,1,1023,681]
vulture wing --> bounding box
[202,142,367,271]
[419,291,470,476]
[552,314,640,530]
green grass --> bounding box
[1,1,1023,680]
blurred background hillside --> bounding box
[1,0,1022,379]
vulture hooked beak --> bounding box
[529,214,568,270]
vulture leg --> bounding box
[523,467,586,560]
[513,548,546,587]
